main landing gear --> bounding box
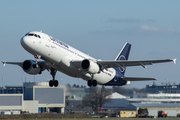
[87,80,97,87]
[49,68,59,87]
[87,75,97,87]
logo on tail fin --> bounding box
[118,55,126,73]
[115,42,131,75]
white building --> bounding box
[128,93,180,117]
[0,94,38,114]
[0,82,65,114]
[24,82,65,113]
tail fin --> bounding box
[115,42,131,75]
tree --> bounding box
[82,86,111,114]
[66,83,71,88]
[73,84,77,88]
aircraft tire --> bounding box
[54,80,59,87]
[49,80,54,87]
[87,80,92,87]
[92,80,97,87]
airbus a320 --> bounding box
[2,31,176,87]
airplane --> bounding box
[2,31,176,87]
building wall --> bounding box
[0,94,23,111]
[0,82,66,114]
[0,86,23,94]
[33,85,65,113]
[120,111,136,118]
[146,84,180,93]
[34,87,64,104]
[24,87,33,100]
[147,107,180,117]
[23,101,39,113]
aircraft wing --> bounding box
[2,61,49,71]
[2,61,23,67]
[122,77,156,81]
[97,59,176,69]
[71,59,175,70]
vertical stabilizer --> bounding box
[115,42,131,75]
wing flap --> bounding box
[122,77,156,81]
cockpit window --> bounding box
[26,33,41,38]
[28,34,34,36]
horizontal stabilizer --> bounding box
[122,77,156,81]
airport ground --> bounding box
[0,117,179,120]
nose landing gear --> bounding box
[34,55,41,68]
[49,68,59,87]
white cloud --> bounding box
[140,25,159,31]
[165,28,176,32]
[140,25,176,33]
[107,18,155,23]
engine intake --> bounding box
[81,59,100,74]
[22,60,41,75]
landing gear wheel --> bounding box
[54,80,59,87]
[49,68,59,87]
[88,80,92,87]
[49,80,54,87]
[92,80,97,87]
[49,80,59,87]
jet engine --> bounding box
[22,60,42,75]
[81,59,100,74]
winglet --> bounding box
[2,61,6,66]
[173,58,177,64]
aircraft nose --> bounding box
[20,36,31,48]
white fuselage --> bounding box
[21,31,116,85]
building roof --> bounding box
[108,92,126,99]
[132,103,180,107]
[102,99,136,110]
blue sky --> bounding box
[0,0,179,88]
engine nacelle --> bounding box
[22,60,41,75]
[81,59,100,74]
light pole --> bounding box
[60,78,63,86]
[22,78,24,94]
[166,79,168,93]
[2,78,4,94]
